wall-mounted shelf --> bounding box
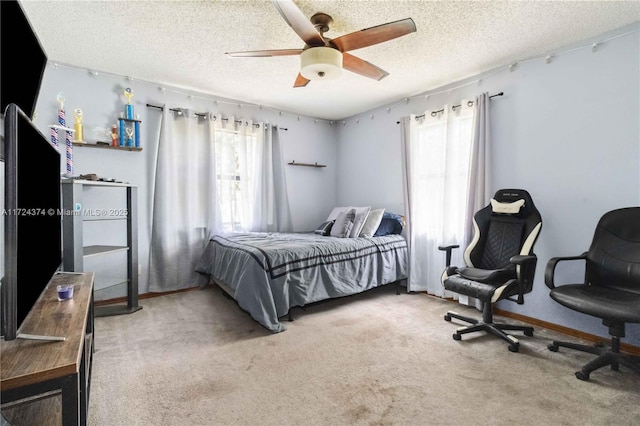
[288,161,326,168]
[73,142,142,152]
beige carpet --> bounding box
[88,285,640,426]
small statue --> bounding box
[73,108,84,143]
[124,87,134,119]
[56,93,65,123]
[125,127,134,147]
[57,92,64,107]
[111,124,119,147]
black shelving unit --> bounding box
[62,180,142,317]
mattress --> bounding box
[195,232,409,332]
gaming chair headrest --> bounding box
[490,189,537,218]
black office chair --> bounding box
[439,189,542,352]
[545,207,640,381]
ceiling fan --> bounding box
[225,0,417,87]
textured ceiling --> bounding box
[19,0,640,120]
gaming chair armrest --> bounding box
[544,252,588,289]
[507,255,538,304]
[438,244,460,267]
[509,254,536,266]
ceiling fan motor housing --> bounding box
[300,47,343,80]
[227,2,416,86]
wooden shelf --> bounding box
[288,161,326,168]
[83,245,129,257]
[61,179,137,187]
[82,216,128,222]
[73,142,142,151]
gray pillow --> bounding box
[330,209,356,238]
[314,220,334,236]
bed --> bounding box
[195,231,408,332]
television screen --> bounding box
[1,103,62,340]
[0,0,48,120]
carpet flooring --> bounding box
[88,284,640,425]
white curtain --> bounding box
[149,108,218,292]
[258,123,293,232]
[213,115,257,232]
[402,101,475,295]
[212,115,292,233]
[466,92,492,240]
[149,109,291,292]
[459,92,493,308]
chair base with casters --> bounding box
[546,278,640,380]
[547,322,640,381]
[444,302,533,353]
[442,270,536,353]
[545,206,640,381]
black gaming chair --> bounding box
[545,207,640,380]
[439,189,543,352]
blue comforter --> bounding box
[195,232,408,332]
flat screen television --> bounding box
[1,103,62,341]
[0,1,48,121]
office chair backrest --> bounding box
[586,207,640,295]
[465,189,542,271]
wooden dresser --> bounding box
[1,272,95,426]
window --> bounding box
[214,127,258,232]
[405,102,475,295]
[412,108,473,239]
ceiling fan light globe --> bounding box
[300,47,342,80]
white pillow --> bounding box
[330,209,356,238]
[326,206,371,238]
[326,207,348,222]
[490,199,525,214]
[359,208,385,237]
[349,207,371,238]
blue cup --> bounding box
[57,284,74,301]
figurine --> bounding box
[125,127,134,147]
[73,108,84,143]
[57,93,65,126]
[124,87,134,119]
[111,124,119,147]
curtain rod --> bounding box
[145,103,288,130]
[414,92,504,120]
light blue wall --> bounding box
[18,21,640,346]
[335,23,640,346]
[32,65,338,298]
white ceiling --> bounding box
[20,0,640,121]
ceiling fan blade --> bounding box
[272,0,325,47]
[226,49,303,58]
[332,18,416,52]
[342,53,389,81]
[294,73,310,87]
